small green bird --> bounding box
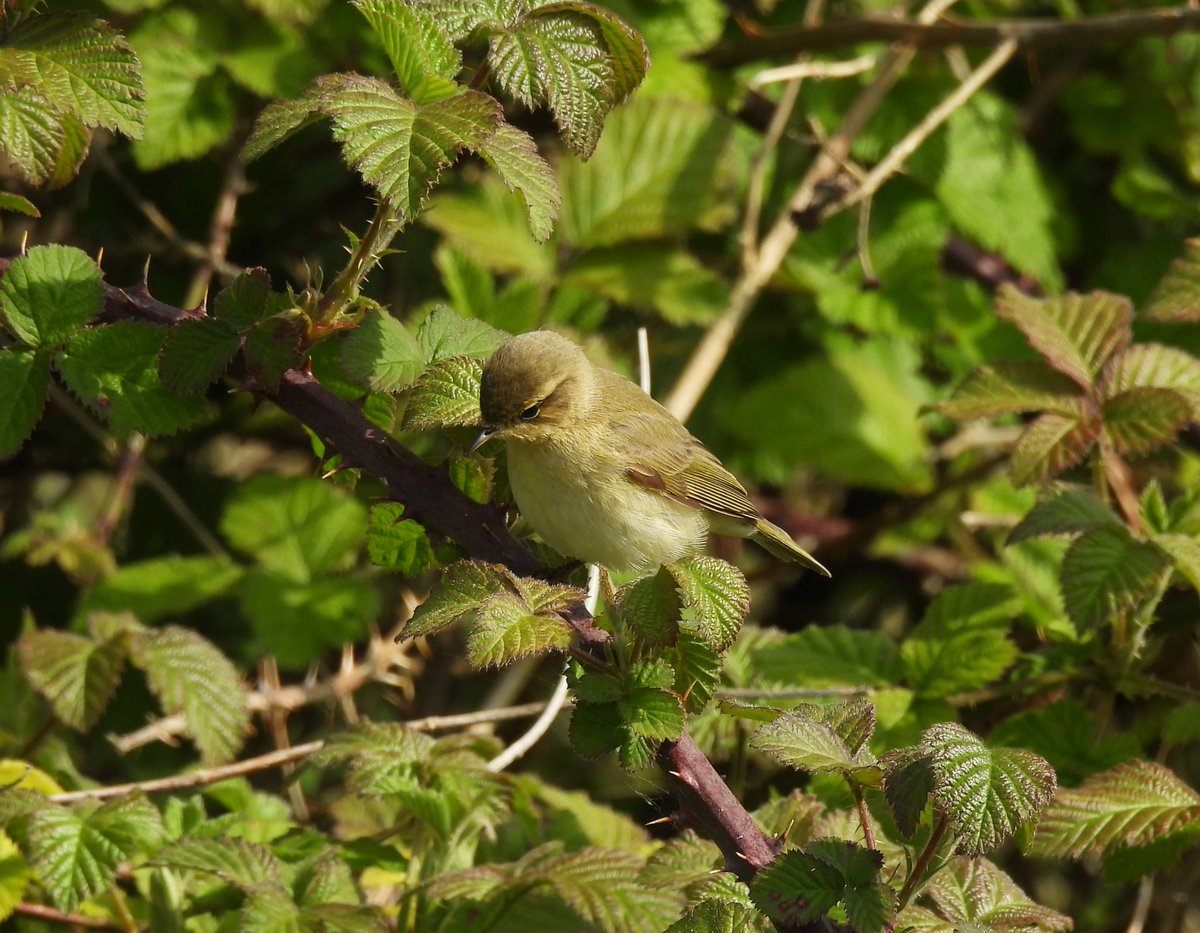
[472,331,830,576]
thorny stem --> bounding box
[317,200,396,320]
[896,812,950,909]
[13,902,123,930]
[851,782,877,851]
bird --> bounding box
[471,330,830,576]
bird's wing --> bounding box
[601,373,759,522]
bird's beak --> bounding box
[469,426,497,455]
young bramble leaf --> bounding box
[0,349,50,458]
[478,121,560,242]
[995,286,1132,389]
[157,318,241,394]
[614,569,681,647]
[402,560,518,639]
[988,701,1140,787]
[665,900,762,933]
[1008,485,1121,544]
[402,355,484,430]
[1154,532,1200,597]
[0,244,102,348]
[1009,406,1100,486]
[619,687,683,741]
[58,321,207,436]
[922,722,1056,856]
[0,89,66,186]
[465,592,572,668]
[18,627,129,730]
[417,305,508,362]
[938,361,1083,421]
[750,840,892,933]
[26,795,163,912]
[753,625,903,687]
[212,267,274,329]
[353,0,461,104]
[1101,343,1200,418]
[1032,759,1200,860]
[340,310,424,393]
[924,856,1071,932]
[366,502,434,576]
[1144,238,1200,322]
[751,707,873,775]
[1,12,145,137]
[673,632,721,714]
[242,316,305,392]
[569,701,624,759]
[0,192,39,216]
[883,747,935,838]
[664,556,750,652]
[1101,387,1192,456]
[151,836,282,889]
[1060,526,1170,631]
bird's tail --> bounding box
[752,519,831,577]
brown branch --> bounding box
[702,6,1200,66]
[14,903,123,930]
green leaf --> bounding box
[366,502,433,576]
[569,701,624,759]
[1032,759,1200,860]
[1101,343,1200,418]
[751,840,893,933]
[1010,406,1100,486]
[402,355,484,430]
[938,361,1083,420]
[614,568,680,647]
[665,901,762,933]
[558,96,737,247]
[27,795,163,912]
[664,556,750,652]
[922,722,1057,856]
[465,592,572,668]
[151,836,282,888]
[753,625,903,687]
[0,244,102,348]
[489,2,646,159]
[882,747,934,838]
[340,310,424,393]
[1154,532,1200,596]
[213,267,275,329]
[989,701,1140,787]
[751,708,871,774]
[995,286,1132,389]
[673,632,721,714]
[924,856,1071,932]
[311,721,435,790]
[0,192,40,217]
[1,12,145,136]
[402,560,518,639]
[78,555,243,623]
[0,87,66,185]
[1060,526,1171,630]
[58,321,207,436]
[416,305,508,362]
[0,348,50,458]
[157,318,241,394]
[478,121,560,242]
[619,686,683,741]
[220,474,368,583]
[1144,238,1200,322]
[901,583,1019,698]
[353,0,461,104]
[18,627,129,730]
[131,625,250,764]
[0,830,31,923]
[1102,387,1192,456]
[1008,485,1121,545]
[243,316,304,392]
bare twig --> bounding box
[1126,875,1155,933]
[14,902,123,930]
[750,52,879,86]
[703,6,1200,65]
[186,152,248,307]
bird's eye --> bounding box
[520,404,540,421]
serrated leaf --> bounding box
[673,632,721,714]
[996,286,1131,389]
[751,710,867,774]
[614,569,680,647]
[664,556,750,652]
[1102,386,1192,456]
[939,361,1083,420]
[131,626,250,764]
[366,502,433,575]
[157,318,241,394]
[402,560,517,638]
[220,474,367,583]
[353,0,461,104]
[0,87,65,185]
[1154,532,1200,596]
[213,267,274,329]
[0,348,50,458]
[534,845,679,930]
[0,191,40,216]
[311,721,436,789]
[1101,343,1200,418]
[465,592,571,668]
[902,583,1019,698]
[240,885,304,932]
[922,722,1056,856]
[18,627,128,730]
[58,321,206,436]
[78,555,242,623]
[0,244,102,348]
[1010,406,1100,486]
[619,686,682,741]
[989,700,1140,787]
[883,747,934,838]
[151,836,282,888]
[416,305,508,361]
[1032,759,1200,860]
[1144,238,1200,322]
[0,830,31,923]
[925,856,1071,932]
[478,120,560,242]
[1060,526,1170,630]
[402,355,484,430]
[1008,485,1121,544]
[753,625,903,687]
[27,795,162,912]
[340,310,423,393]
[1,12,145,136]
[489,3,646,159]
[664,900,762,933]
[243,316,304,392]
[569,701,623,759]
[820,697,877,754]
[751,841,892,933]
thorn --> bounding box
[142,255,152,283]
[19,229,29,255]
[95,246,104,269]
[321,461,353,480]
[735,851,749,861]
[644,815,672,826]
[667,770,682,779]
